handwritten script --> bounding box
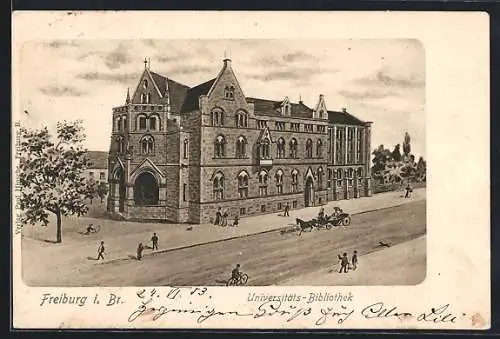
[126,287,464,326]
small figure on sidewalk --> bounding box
[151,233,159,250]
[338,252,349,273]
[318,206,325,221]
[405,183,413,199]
[351,250,358,270]
[137,242,144,261]
[284,202,290,217]
[222,210,229,227]
[232,215,239,227]
[215,207,222,226]
[97,241,105,260]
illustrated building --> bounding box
[107,58,373,223]
[83,151,108,183]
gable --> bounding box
[131,69,164,104]
[207,60,247,106]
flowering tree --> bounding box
[18,120,93,243]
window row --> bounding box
[114,114,161,132]
[212,168,321,200]
[214,135,324,159]
[211,109,249,128]
[115,135,189,156]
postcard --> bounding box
[12,11,490,329]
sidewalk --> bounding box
[22,188,425,284]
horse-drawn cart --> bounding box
[295,211,351,235]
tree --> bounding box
[97,181,109,203]
[87,177,99,204]
[416,156,427,182]
[18,120,92,243]
[403,132,411,157]
[392,144,402,162]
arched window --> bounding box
[259,139,270,159]
[211,108,224,126]
[149,114,160,131]
[305,139,313,158]
[140,135,154,154]
[236,111,248,128]
[224,86,235,100]
[143,79,148,89]
[122,115,127,131]
[137,114,147,131]
[275,169,284,194]
[277,138,286,158]
[213,172,224,200]
[115,136,125,154]
[317,167,323,189]
[236,136,247,158]
[259,170,268,196]
[237,171,249,199]
[356,168,363,178]
[183,139,189,159]
[336,169,343,188]
[146,93,151,104]
[291,169,299,192]
[214,135,225,158]
[316,139,323,158]
[140,93,146,104]
[116,116,122,131]
[134,172,159,206]
[289,138,298,158]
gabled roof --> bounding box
[328,109,365,126]
[181,78,216,113]
[246,97,314,118]
[149,71,190,112]
[86,151,108,169]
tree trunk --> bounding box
[56,209,62,243]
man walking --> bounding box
[405,183,412,199]
[351,250,358,270]
[97,241,105,260]
[284,202,290,217]
[338,252,349,273]
[215,207,222,226]
[151,233,159,250]
[137,243,144,261]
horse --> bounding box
[296,218,315,236]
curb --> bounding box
[99,199,423,266]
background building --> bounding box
[83,150,108,183]
[108,58,372,223]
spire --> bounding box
[299,94,302,103]
[125,88,130,104]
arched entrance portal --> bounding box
[134,172,159,206]
[305,176,315,207]
[114,167,126,212]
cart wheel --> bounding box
[342,216,351,226]
[227,277,237,286]
[240,274,249,285]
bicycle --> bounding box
[80,224,101,235]
[226,272,249,286]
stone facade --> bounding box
[107,58,373,224]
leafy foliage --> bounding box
[97,181,109,203]
[18,120,93,243]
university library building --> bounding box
[107,58,373,224]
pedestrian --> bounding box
[151,233,159,250]
[405,183,412,198]
[215,207,222,226]
[284,202,290,217]
[232,215,239,227]
[318,206,325,221]
[338,252,349,273]
[137,242,144,261]
[222,210,229,227]
[97,241,105,260]
[351,250,358,270]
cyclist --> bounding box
[231,264,241,281]
[85,224,96,235]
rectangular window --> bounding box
[139,117,147,130]
[238,188,248,199]
[183,183,187,202]
[277,203,282,210]
[240,207,246,215]
[150,118,156,130]
[259,186,268,196]
[261,205,266,213]
[275,121,285,131]
[100,172,105,180]
[183,140,189,159]
[89,171,94,177]
[348,179,353,187]
[290,123,300,132]
[292,201,297,208]
[257,120,268,129]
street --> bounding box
[24,200,425,286]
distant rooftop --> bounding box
[86,151,108,169]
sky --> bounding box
[17,39,425,159]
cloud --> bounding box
[105,44,133,70]
[165,64,213,76]
[282,51,318,63]
[75,71,140,84]
[39,85,86,97]
[355,70,424,89]
[42,40,80,49]
[339,88,399,100]
[246,65,337,83]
